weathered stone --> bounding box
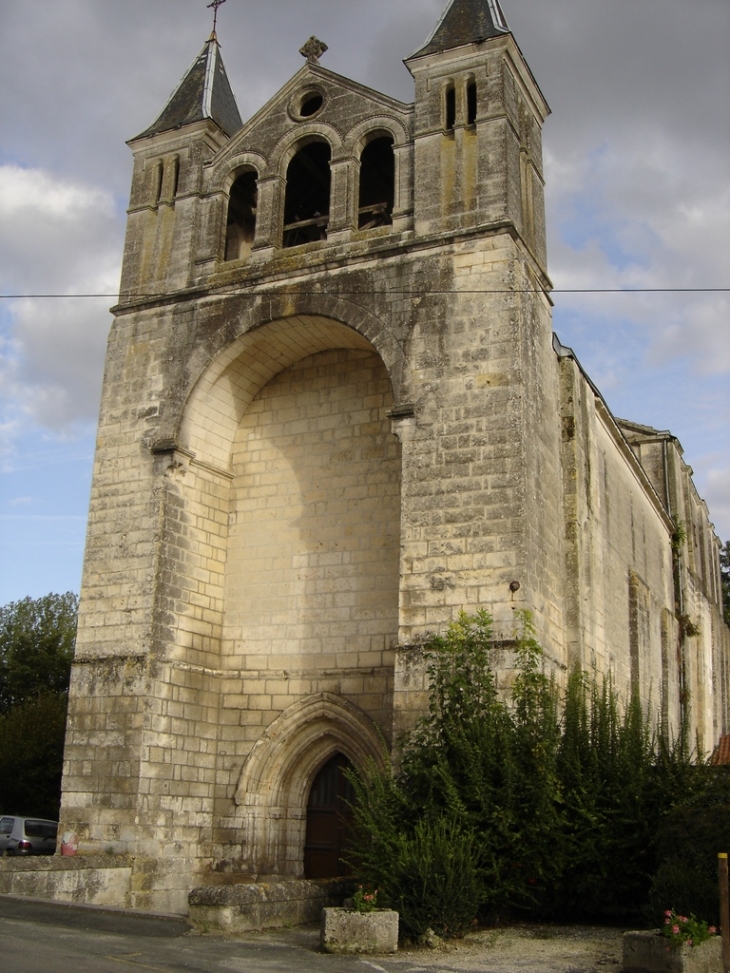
[188,879,350,933]
[0,856,135,909]
[623,930,723,973]
[321,907,399,955]
[10,1,724,916]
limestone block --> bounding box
[321,907,399,955]
[189,879,350,933]
[623,931,722,973]
[0,855,134,908]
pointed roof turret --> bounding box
[410,0,510,58]
[134,33,242,140]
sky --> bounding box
[0,0,728,605]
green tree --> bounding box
[720,540,730,625]
[0,592,77,713]
[0,693,69,818]
[349,611,565,934]
[0,593,77,817]
[349,610,705,934]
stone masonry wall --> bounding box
[559,355,677,725]
[53,19,729,917]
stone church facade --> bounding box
[46,0,729,913]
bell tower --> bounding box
[406,0,549,271]
[121,31,242,296]
[59,0,575,914]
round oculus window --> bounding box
[291,89,325,121]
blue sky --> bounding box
[0,0,729,605]
[0,428,93,599]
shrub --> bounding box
[349,610,708,932]
[649,769,730,925]
[381,816,482,940]
[550,671,668,918]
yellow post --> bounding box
[720,853,730,973]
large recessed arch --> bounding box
[220,341,401,667]
[165,313,402,881]
[162,312,403,678]
[180,316,380,471]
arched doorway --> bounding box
[304,753,355,879]
[232,693,386,878]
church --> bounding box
[13,0,727,916]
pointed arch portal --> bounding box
[233,694,386,876]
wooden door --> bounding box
[304,754,355,879]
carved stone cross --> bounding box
[299,36,329,64]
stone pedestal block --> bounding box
[623,930,722,973]
[321,907,399,954]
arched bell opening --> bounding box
[466,78,478,126]
[358,136,395,230]
[283,140,332,247]
[225,169,258,262]
[444,81,456,133]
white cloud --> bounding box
[0,164,121,293]
[701,468,730,542]
[651,297,730,377]
[0,164,121,437]
[0,418,20,465]
[545,131,730,382]
[0,165,111,221]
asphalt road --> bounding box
[0,896,449,973]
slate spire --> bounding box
[411,0,510,58]
[135,33,242,140]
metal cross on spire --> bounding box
[207,0,226,34]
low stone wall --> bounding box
[0,854,204,915]
[189,878,351,933]
[0,855,134,907]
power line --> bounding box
[0,288,728,300]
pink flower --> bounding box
[664,918,671,925]
[673,926,680,935]
[665,910,673,917]
[709,927,717,935]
